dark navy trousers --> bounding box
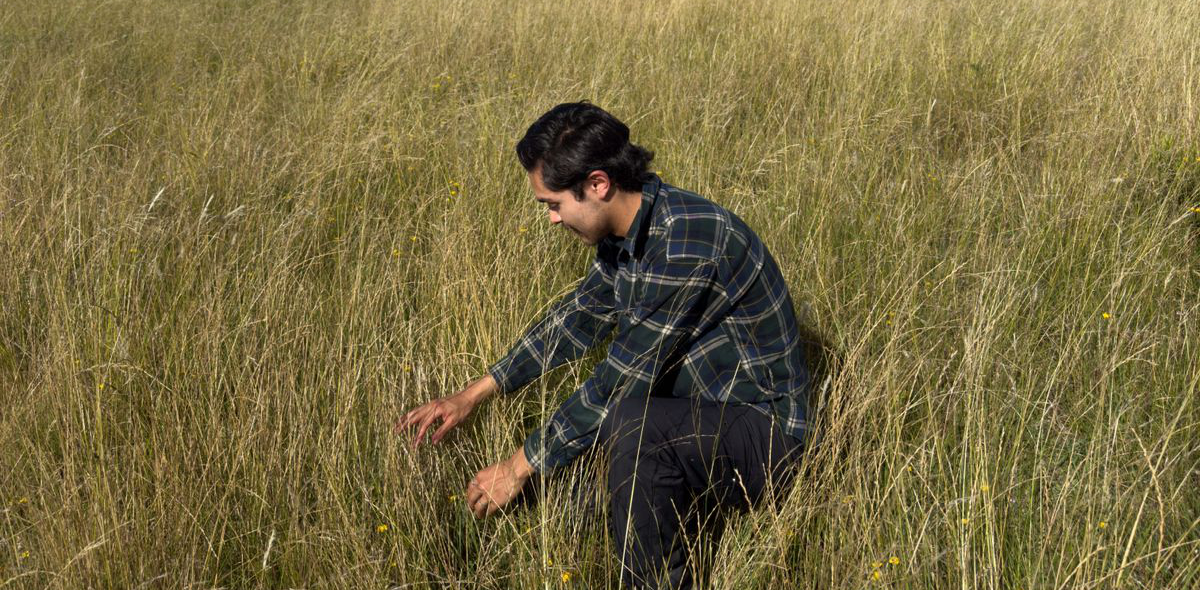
[596,396,804,589]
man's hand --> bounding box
[396,375,498,448]
[465,448,535,518]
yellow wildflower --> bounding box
[17,497,28,505]
[97,383,105,391]
[961,518,970,525]
[448,494,458,501]
[1102,312,1111,319]
[980,483,989,492]
[545,557,554,567]
[872,570,881,580]
[889,556,900,565]
[1191,207,1200,213]
[561,571,572,583]
[1099,521,1107,529]
[872,561,883,569]
[410,236,417,242]
[519,227,528,233]
[19,551,29,559]
[376,524,388,533]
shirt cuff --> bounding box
[486,363,512,396]
[522,428,553,475]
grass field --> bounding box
[1,0,1198,587]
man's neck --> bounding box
[609,188,644,239]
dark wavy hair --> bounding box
[516,101,655,200]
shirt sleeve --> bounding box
[486,255,618,396]
[523,241,729,474]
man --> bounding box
[398,101,812,589]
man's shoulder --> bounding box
[650,183,760,263]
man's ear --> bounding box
[588,170,614,201]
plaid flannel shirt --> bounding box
[487,173,812,474]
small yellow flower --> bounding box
[449,190,457,196]
[872,570,882,580]
[448,494,458,501]
[17,496,28,504]
[906,465,913,472]
[519,227,528,233]
[842,495,854,504]
[97,383,105,391]
[19,551,29,559]
[872,561,883,569]
[376,524,388,533]
[523,526,532,534]
[961,518,970,525]
[889,556,900,565]
[410,236,417,242]
[1102,312,1111,319]
[392,249,401,257]
[404,365,412,373]
[545,557,554,567]
[1098,521,1107,529]
[431,82,441,90]
[1191,207,1200,213]
[561,571,572,583]
[980,483,989,492]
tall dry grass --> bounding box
[1,0,1197,587]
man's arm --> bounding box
[486,255,619,396]
[525,241,730,473]
[398,253,617,448]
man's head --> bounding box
[517,102,655,245]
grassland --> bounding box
[1,0,1198,587]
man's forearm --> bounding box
[509,444,536,479]
[461,374,501,406]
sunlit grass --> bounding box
[0,0,1197,587]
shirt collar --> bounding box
[604,173,661,259]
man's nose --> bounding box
[548,210,562,225]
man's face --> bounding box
[528,167,610,246]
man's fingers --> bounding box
[430,418,458,444]
[397,407,425,432]
[412,412,441,447]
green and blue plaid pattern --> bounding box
[488,173,812,473]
